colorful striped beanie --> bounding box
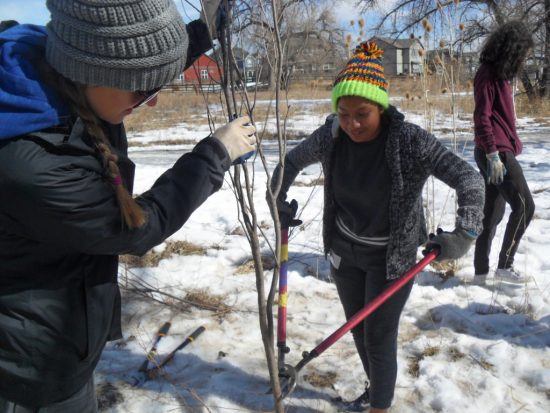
[332,41,389,111]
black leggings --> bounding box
[473,148,535,273]
[329,233,414,409]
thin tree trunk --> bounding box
[540,0,550,98]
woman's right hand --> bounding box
[212,115,256,162]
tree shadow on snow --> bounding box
[96,345,338,413]
[415,302,550,349]
[288,251,332,283]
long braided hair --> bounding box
[40,63,146,229]
[479,21,534,80]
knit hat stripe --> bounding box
[46,0,189,91]
[337,70,387,87]
[46,27,187,70]
[52,0,165,26]
[331,41,389,111]
[48,1,177,38]
[340,65,385,79]
[46,22,188,66]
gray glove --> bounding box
[424,227,477,261]
[200,0,226,39]
[486,151,507,185]
[212,115,256,162]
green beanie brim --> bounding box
[332,80,389,112]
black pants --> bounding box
[0,378,97,413]
[329,233,414,409]
[473,148,535,274]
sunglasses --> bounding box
[133,86,162,108]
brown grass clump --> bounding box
[476,357,494,370]
[430,258,460,280]
[303,370,338,388]
[408,345,441,377]
[184,288,230,313]
[120,240,208,268]
[448,347,466,361]
[236,254,276,274]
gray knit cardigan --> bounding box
[272,106,485,280]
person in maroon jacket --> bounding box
[472,21,535,285]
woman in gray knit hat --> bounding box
[0,0,255,411]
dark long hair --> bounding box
[479,21,534,80]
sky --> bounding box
[88,97,550,412]
[0,0,376,32]
[0,0,202,26]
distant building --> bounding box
[232,47,261,86]
[180,54,222,85]
[369,36,424,76]
[283,31,347,81]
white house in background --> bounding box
[369,36,424,76]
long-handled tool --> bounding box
[131,325,205,386]
[279,248,440,398]
[267,199,302,395]
[138,321,172,373]
[276,226,294,383]
[153,325,205,371]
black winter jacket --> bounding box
[0,22,227,408]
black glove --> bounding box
[423,227,477,261]
[277,199,302,229]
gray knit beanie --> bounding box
[45,0,189,91]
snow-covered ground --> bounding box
[96,101,550,412]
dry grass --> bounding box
[302,370,338,388]
[120,240,209,268]
[407,345,441,377]
[125,91,211,133]
[124,77,549,134]
[125,85,333,135]
[235,254,276,274]
[474,357,494,371]
[448,347,466,361]
[515,96,550,118]
[184,288,230,313]
[430,259,460,280]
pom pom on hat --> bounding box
[332,41,389,111]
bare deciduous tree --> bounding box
[210,1,327,411]
[357,0,550,100]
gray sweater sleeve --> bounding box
[270,121,332,200]
[411,124,485,235]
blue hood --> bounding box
[0,24,69,140]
